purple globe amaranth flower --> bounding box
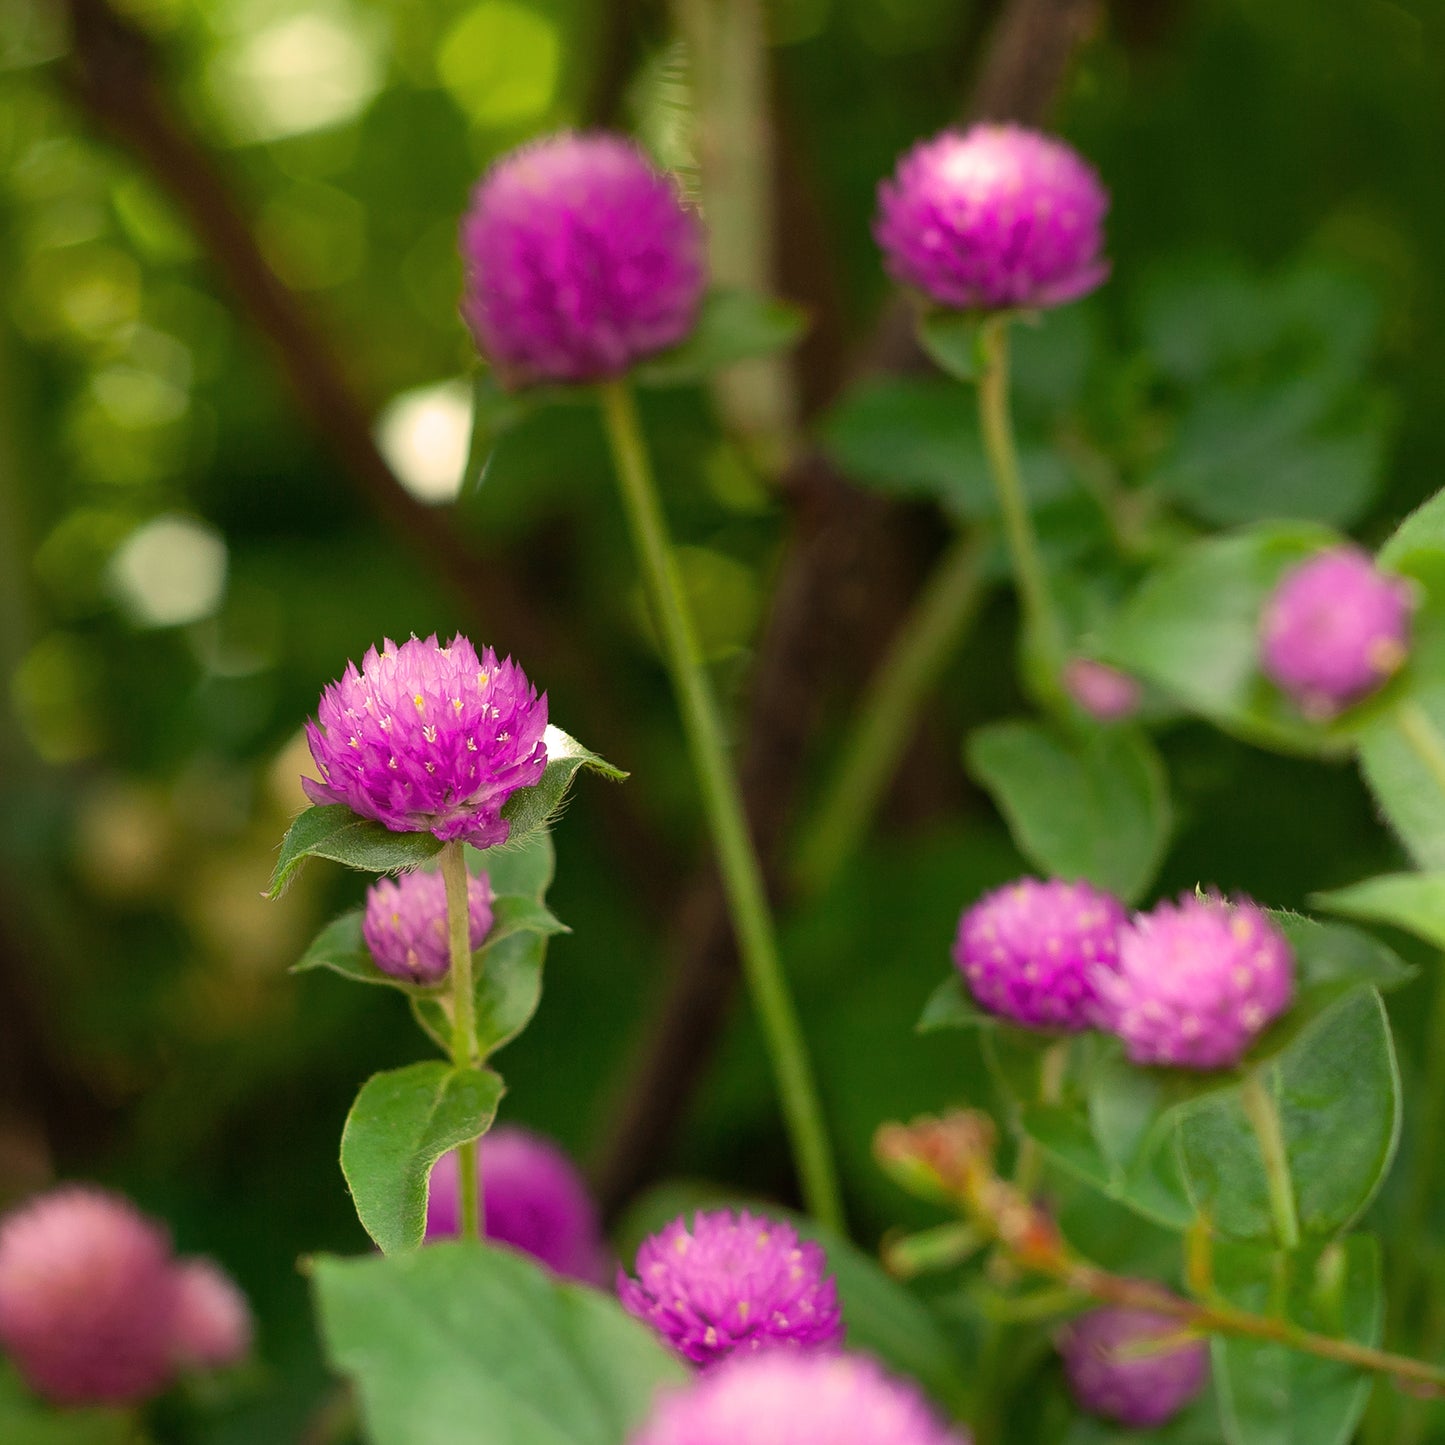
[426,1127,609,1284]
[1098,893,1294,1070]
[1064,658,1142,722]
[0,1186,180,1406]
[169,1258,252,1371]
[1059,1307,1209,1428]
[460,132,707,387]
[874,123,1109,311]
[618,1210,843,1368]
[630,1350,970,1445]
[954,877,1127,1032]
[303,634,548,850]
[1260,546,1414,718]
[363,867,493,985]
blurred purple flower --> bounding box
[363,867,492,985]
[954,877,1126,1031]
[618,1210,843,1368]
[874,124,1108,311]
[460,133,707,386]
[1064,659,1142,722]
[170,1258,252,1371]
[1059,1306,1208,1428]
[303,634,547,850]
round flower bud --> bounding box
[1260,547,1413,718]
[618,1210,843,1368]
[954,878,1126,1032]
[363,868,492,985]
[0,1187,179,1406]
[170,1258,252,1371]
[426,1127,609,1284]
[460,133,707,387]
[630,1350,969,1445]
[1098,893,1294,1070]
[1064,659,1142,722]
[874,124,1109,311]
[303,634,548,850]
[1059,1307,1208,1428]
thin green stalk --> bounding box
[1239,1069,1300,1253]
[441,840,482,1241]
[794,528,989,896]
[1014,1038,1070,1198]
[977,316,1065,692]
[598,378,843,1232]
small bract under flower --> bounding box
[1059,1306,1209,1428]
[363,867,492,985]
[1064,658,1142,722]
[303,634,547,850]
[1098,893,1294,1069]
[460,132,707,386]
[874,123,1109,312]
[629,1350,970,1445]
[426,1127,609,1284]
[954,877,1126,1032]
[1260,547,1413,718]
[618,1209,843,1368]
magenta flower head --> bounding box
[1260,547,1414,718]
[0,1186,179,1406]
[303,634,548,850]
[874,123,1109,312]
[426,1127,609,1284]
[1098,893,1294,1069]
[169,1258,252,1371]
[954,878,1127,1032]
[363,867,492,985]
[618,1210,843,1368]
[1064,659,1142,723]
[1059,1307,1208,1428]
[630,1350,970,1445]
[460,133,707,387]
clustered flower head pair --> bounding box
[0,1186,251,1407]
[956,877,1294,1069]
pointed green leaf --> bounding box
[312,1244,687,1445]
[472,828,555,898]
[966,720,1172,902]
[461,369,534,490]
[916,974,998,1033]
[340,1062,504,1254]
[0,1366,134,1445]
[1312,872,1445,950]
[632,288,807,387]
[499,726,627,847]
[917,310,985,383]
[268,806,443,897]
[291,907,425,991]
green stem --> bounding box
[441,841,482,1241]
[976,316,1065,693]
[598,379,843,1232]
[1239,1069,1300,1253]
[794,529,989,895]
[1014,1038,1070,1198]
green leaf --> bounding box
[916,974,998,1033]
[461,369,535,490]
[292,907,417,990]
[966,720,1172,902]
[312,1244,687,1445]
[1311,872,1445,950]
[632,288,807,386]
[1379,484,1445,571]
[1175,985,1400,1243]
[918,310,984,382]
[0,1367,133,1445]
[1101,523,1365,756]
[340,1061,504,1254]
[500,725,627,844]
[268,805,443,898]
[473,827,555,898]
[1211,1234,1382,1445]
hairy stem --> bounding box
[441,841,482,1241]
[794,528,989,895]
[1239,1069,1300,1253]
[598,379,843,1231]
[977,316,1065,695]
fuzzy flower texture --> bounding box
[1260,546,1413,718]
[1098,893,1294,1070]
[1059,1307,1209,1428]
[875,123,1109,311]
[364,867,493,985]
[304,634,548,850]
[0,1187,251,1407]
[461,133,707,386]
[631,1351,969,1445]
[955,877,1126,1032]
[426,1127,610,1284]
[619,1211,843,1368]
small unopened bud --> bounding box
[170,1258,252,1371]
[1059,1307,1208,1427]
